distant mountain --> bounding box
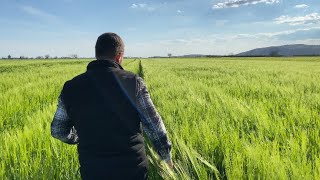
[237,44,320,56]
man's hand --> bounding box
[165,159,174,169]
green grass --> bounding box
[0,57,320,179]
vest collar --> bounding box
[87,59,124,71]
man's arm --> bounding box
[136,77,172,164]
[51,94,79,144]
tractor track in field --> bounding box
[122,59,137,67]
[138,59,144,78]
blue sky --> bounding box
[0,0,319,57]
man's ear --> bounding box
[115,52,124,64]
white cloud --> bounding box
[231,26,320,39]
[131,27,320,56]
[131,4,138,8]
[20,5,58,21]
[294,4,309,9]
[130,3,155,11]
[131,3,146,8]
[212,0,279,9]
[274,13,320,25]
[177,10,183,14]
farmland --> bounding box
[0,57,320,179]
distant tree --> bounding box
[8,55,11,59]
[168,53,172,58]
[45,54,50,59]
[70,54,78,59]
[54,56,58,59]
[36,56,43,59]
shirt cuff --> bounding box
[159,149,172,162]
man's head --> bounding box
[95,33,124,64]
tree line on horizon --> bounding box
[2,54,81,60]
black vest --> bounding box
[61,60,148,179]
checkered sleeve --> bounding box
[136,77,172,162]
[51,94,79,145]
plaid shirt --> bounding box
[51,76,172,162]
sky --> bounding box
[0,0,319,57]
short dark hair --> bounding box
[95,33,124,59]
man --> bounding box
[51,32,172,180]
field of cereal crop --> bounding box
[1,57,320,179]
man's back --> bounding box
[61,60,148,179]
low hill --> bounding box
[237,44,320,56]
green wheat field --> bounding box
[1,57,320,180]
